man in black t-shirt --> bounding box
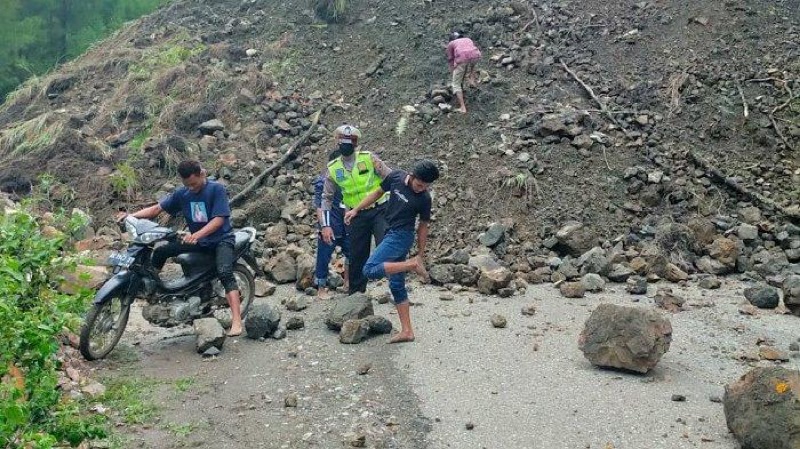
[344,160,440,343]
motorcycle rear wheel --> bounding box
[233,263,255,318]
[79,292,131,361]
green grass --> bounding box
[109,162,139,199]
[162,422,198,438]
[100,377,160,425]
[173,377,196,393]
[0,113,63,157]
[130,42,207,80]
[128,125,152,151]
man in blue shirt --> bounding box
[344,160,439,343]
[119,160,244,336]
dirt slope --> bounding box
[0,0,797,253]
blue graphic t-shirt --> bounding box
[159,180,233,246]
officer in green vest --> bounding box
[321,124,391,294]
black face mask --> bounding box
[339,143,355,156]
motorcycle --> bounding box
[79,215,260,360]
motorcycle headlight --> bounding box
[125,221,138,239]
[137,231,166,244]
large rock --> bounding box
[783,275,800,313]
[578,304,672,374]
[294,253,315,290]
[59,265,109,294]
[744,285,780,309]
[607,264,634,282]
[267,252,297,283]
[559,281,586,298]
[477,267,513,294]
[479,222,506,247]
[199,119,225,134]
[244,304,281,339]
[555,221,597,256]
[194,318,226,353]
[696,256,732,275]
[723,367,800,449]
[654,287,686,312]
[339,319,371,344]
[430,264,456,284]
[663,263,689,283]
[364,315,393,334]
[578,247,610,275]
[736,224,760,241]
[581,273,605,292]
[708,237,740,268]
[325,294,374,330]
[688,217,718,247]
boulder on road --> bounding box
[744,285,780,309]
[477,267,513,294]
[578,304,672,373]
[325,293,374,330]
[194,318,226,353]
[244,304,281,339]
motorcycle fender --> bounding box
[93,271,135,305]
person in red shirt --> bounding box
[446,31,482,113]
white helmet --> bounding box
[334,124,362,145]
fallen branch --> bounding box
[687,150,799,222]
[735,80,748,118]
[559,60,626,132]
[769,82,796,151]
[230,110,322,206]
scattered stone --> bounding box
[724,367,800,449]
[213,309,233,329]
[671,394,687,402]
[664,263,689,283]
[465,422,475,430]
[346,433,366,448]
[339,319,371,344]
[439,292,455,301]
[490,314,507,328]
[626,276,648,295]
[789,342,799,352]
[198,119,225,134]
[559,281,586,298]
[479,222,506,247]
[521,304,537,316]
[325,293,374,330]
[255,279,277,297]
[744,285,780,309]
[758,346,789,362]
[244,304,281,339]
[555,221,597,256]
[364,315,393,334]
[81,382,106,398]
[357,363,371,375]
[698,276,722,290]
[285,316,305,330]
[581,273,606,292]
[654,287,686,312]
[736,224,759,241]
[286,296,309,312]
[271,327,287,340]
[783,275,800,313]
[284,393,298,408]
[194,317,226,353]
[607,264,635,282]
[202,346,221,357]
[477,267,513,295]
[578,304,672,373]
[708,237,740,268]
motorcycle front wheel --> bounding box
[79,292,131,361]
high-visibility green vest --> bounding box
[327,151,385,208]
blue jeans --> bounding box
[315,233,350,287]
[362,229,415,304]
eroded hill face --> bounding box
[0,0,797,261]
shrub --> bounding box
[0,208,99,446]
[310,0,350,23]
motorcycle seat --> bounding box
[175,252,214,267]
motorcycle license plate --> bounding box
[107,252,135,268]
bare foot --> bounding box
[227,323,243,337]
[389,332,416,343]
[413,258,430,283]
[458,107,467,114]
[317,287,332,300]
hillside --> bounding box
[0,0,798,262]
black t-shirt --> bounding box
[380,170,432,231]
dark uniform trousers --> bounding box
[346,203,387,294]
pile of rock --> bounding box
[324,293,393,344]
